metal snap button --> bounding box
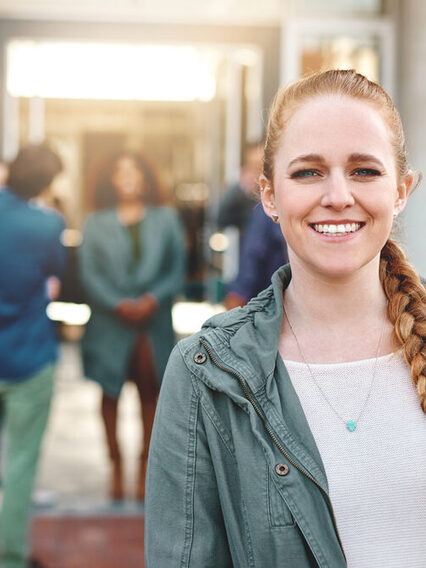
[275,463,289,476]
[193,352,207,364]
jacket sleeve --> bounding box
[145,344,233,567]
[149,208,186,305]
[79,215,123,311]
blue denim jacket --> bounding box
[145,265,346,567]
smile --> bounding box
[311,222,364,236]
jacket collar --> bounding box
[199,264,291,393]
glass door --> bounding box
[280,14,396,96]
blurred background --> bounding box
[0,1,425,566]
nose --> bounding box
[320,170,355,210]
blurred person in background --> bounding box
[145,70,425,567]
[0,144,65,568]
[79,151,185,501]
[215,140,265,298]
[224,204,288,309]
[217,140,264,234]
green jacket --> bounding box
[145,265,346,567]
[79,206,185,396]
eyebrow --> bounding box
[288,154,325,167]
[347,153,384,167]
[288,153,385,168]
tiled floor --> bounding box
[31,517,145,568]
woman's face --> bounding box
[111,156,144,202]
[261,95,412,280]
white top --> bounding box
[282,351,426,568]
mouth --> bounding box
[310,222,365,236]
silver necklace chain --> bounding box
[282,304,387,432]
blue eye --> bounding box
[291,169,319,178]
[354,168,381,177]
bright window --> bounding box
[7,40,217,102]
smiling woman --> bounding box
[145,70,425,568]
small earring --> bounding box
[271,214,279,223]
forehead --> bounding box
[277,94,393,160]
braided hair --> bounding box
[380,241,426,412]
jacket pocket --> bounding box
[267,472,295,528]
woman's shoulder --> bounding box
[147,205,179,220]
[178,291,275,355]
[84,208,116,226]
[81,209,118,244]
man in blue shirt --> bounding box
[0,144,65,568]
[216,141,264,234]
[224,204,288,309]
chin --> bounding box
[312,256,380,281]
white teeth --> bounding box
[312,223,361,235]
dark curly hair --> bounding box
[94,151,165,210]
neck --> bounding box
[281,255,394,363]
[286,255,387,325]
[116,200,145,225]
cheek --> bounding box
[275,189,311,220]
[358,190,396,220]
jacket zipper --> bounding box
[199,337,346,562]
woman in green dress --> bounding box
[80,151,185,500]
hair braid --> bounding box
[380,239,426,413]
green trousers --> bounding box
[0,364,54,568]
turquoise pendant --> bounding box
[346,420,357,432]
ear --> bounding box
[394,171,415,216]
[259,175,278,220]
